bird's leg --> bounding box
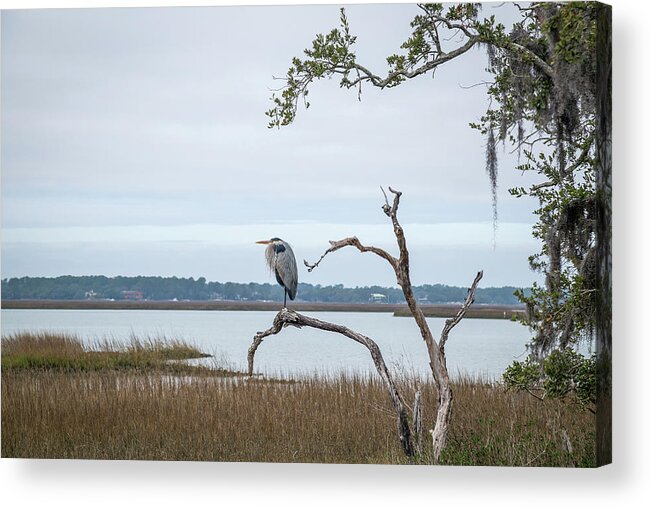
[283,289,287,308]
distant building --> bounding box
[85,290,98,300]
[121,290,144,301]
[369,293,387,303]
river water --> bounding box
[1,308,539,380]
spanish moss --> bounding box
[485,127,498,243]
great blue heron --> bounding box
[256,237,298,308]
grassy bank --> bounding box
[1,299,524,319]
[1,334,594,466]
[1,332,230,375]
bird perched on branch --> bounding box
[256,237,298,308]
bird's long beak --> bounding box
[256,240,271,245]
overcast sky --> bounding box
[1,2,545,288]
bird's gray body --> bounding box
[263,238,298,303]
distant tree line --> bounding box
[0,276,527,305]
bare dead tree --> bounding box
[248,187,482,463]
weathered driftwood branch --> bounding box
[439,270,484,356]
[304,236,397,272]
[302,187,403,277]
[412,388,423,456]
[248,308,416,459]
[428,269,482,460]
[303,187,482,463]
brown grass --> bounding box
[1,332,221,374]
[1,373,595,465]
[1,334,595,465]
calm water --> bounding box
[1,309,534,380]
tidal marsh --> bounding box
[1,333,595,466]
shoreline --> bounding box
[1,299,525,319]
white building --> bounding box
[369,293,387,303]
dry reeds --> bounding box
[1,333,595,466]
[1,332,217,374]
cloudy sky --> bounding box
[1,2,545,288]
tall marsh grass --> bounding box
[1,333,595,465]
[1,332,217,373]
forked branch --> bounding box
[301,187,481,463]
[439,270,484,355]
[303,186,404,275]
[255,188,482,463]
[248,308,416,459]
[304,237,398,273]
